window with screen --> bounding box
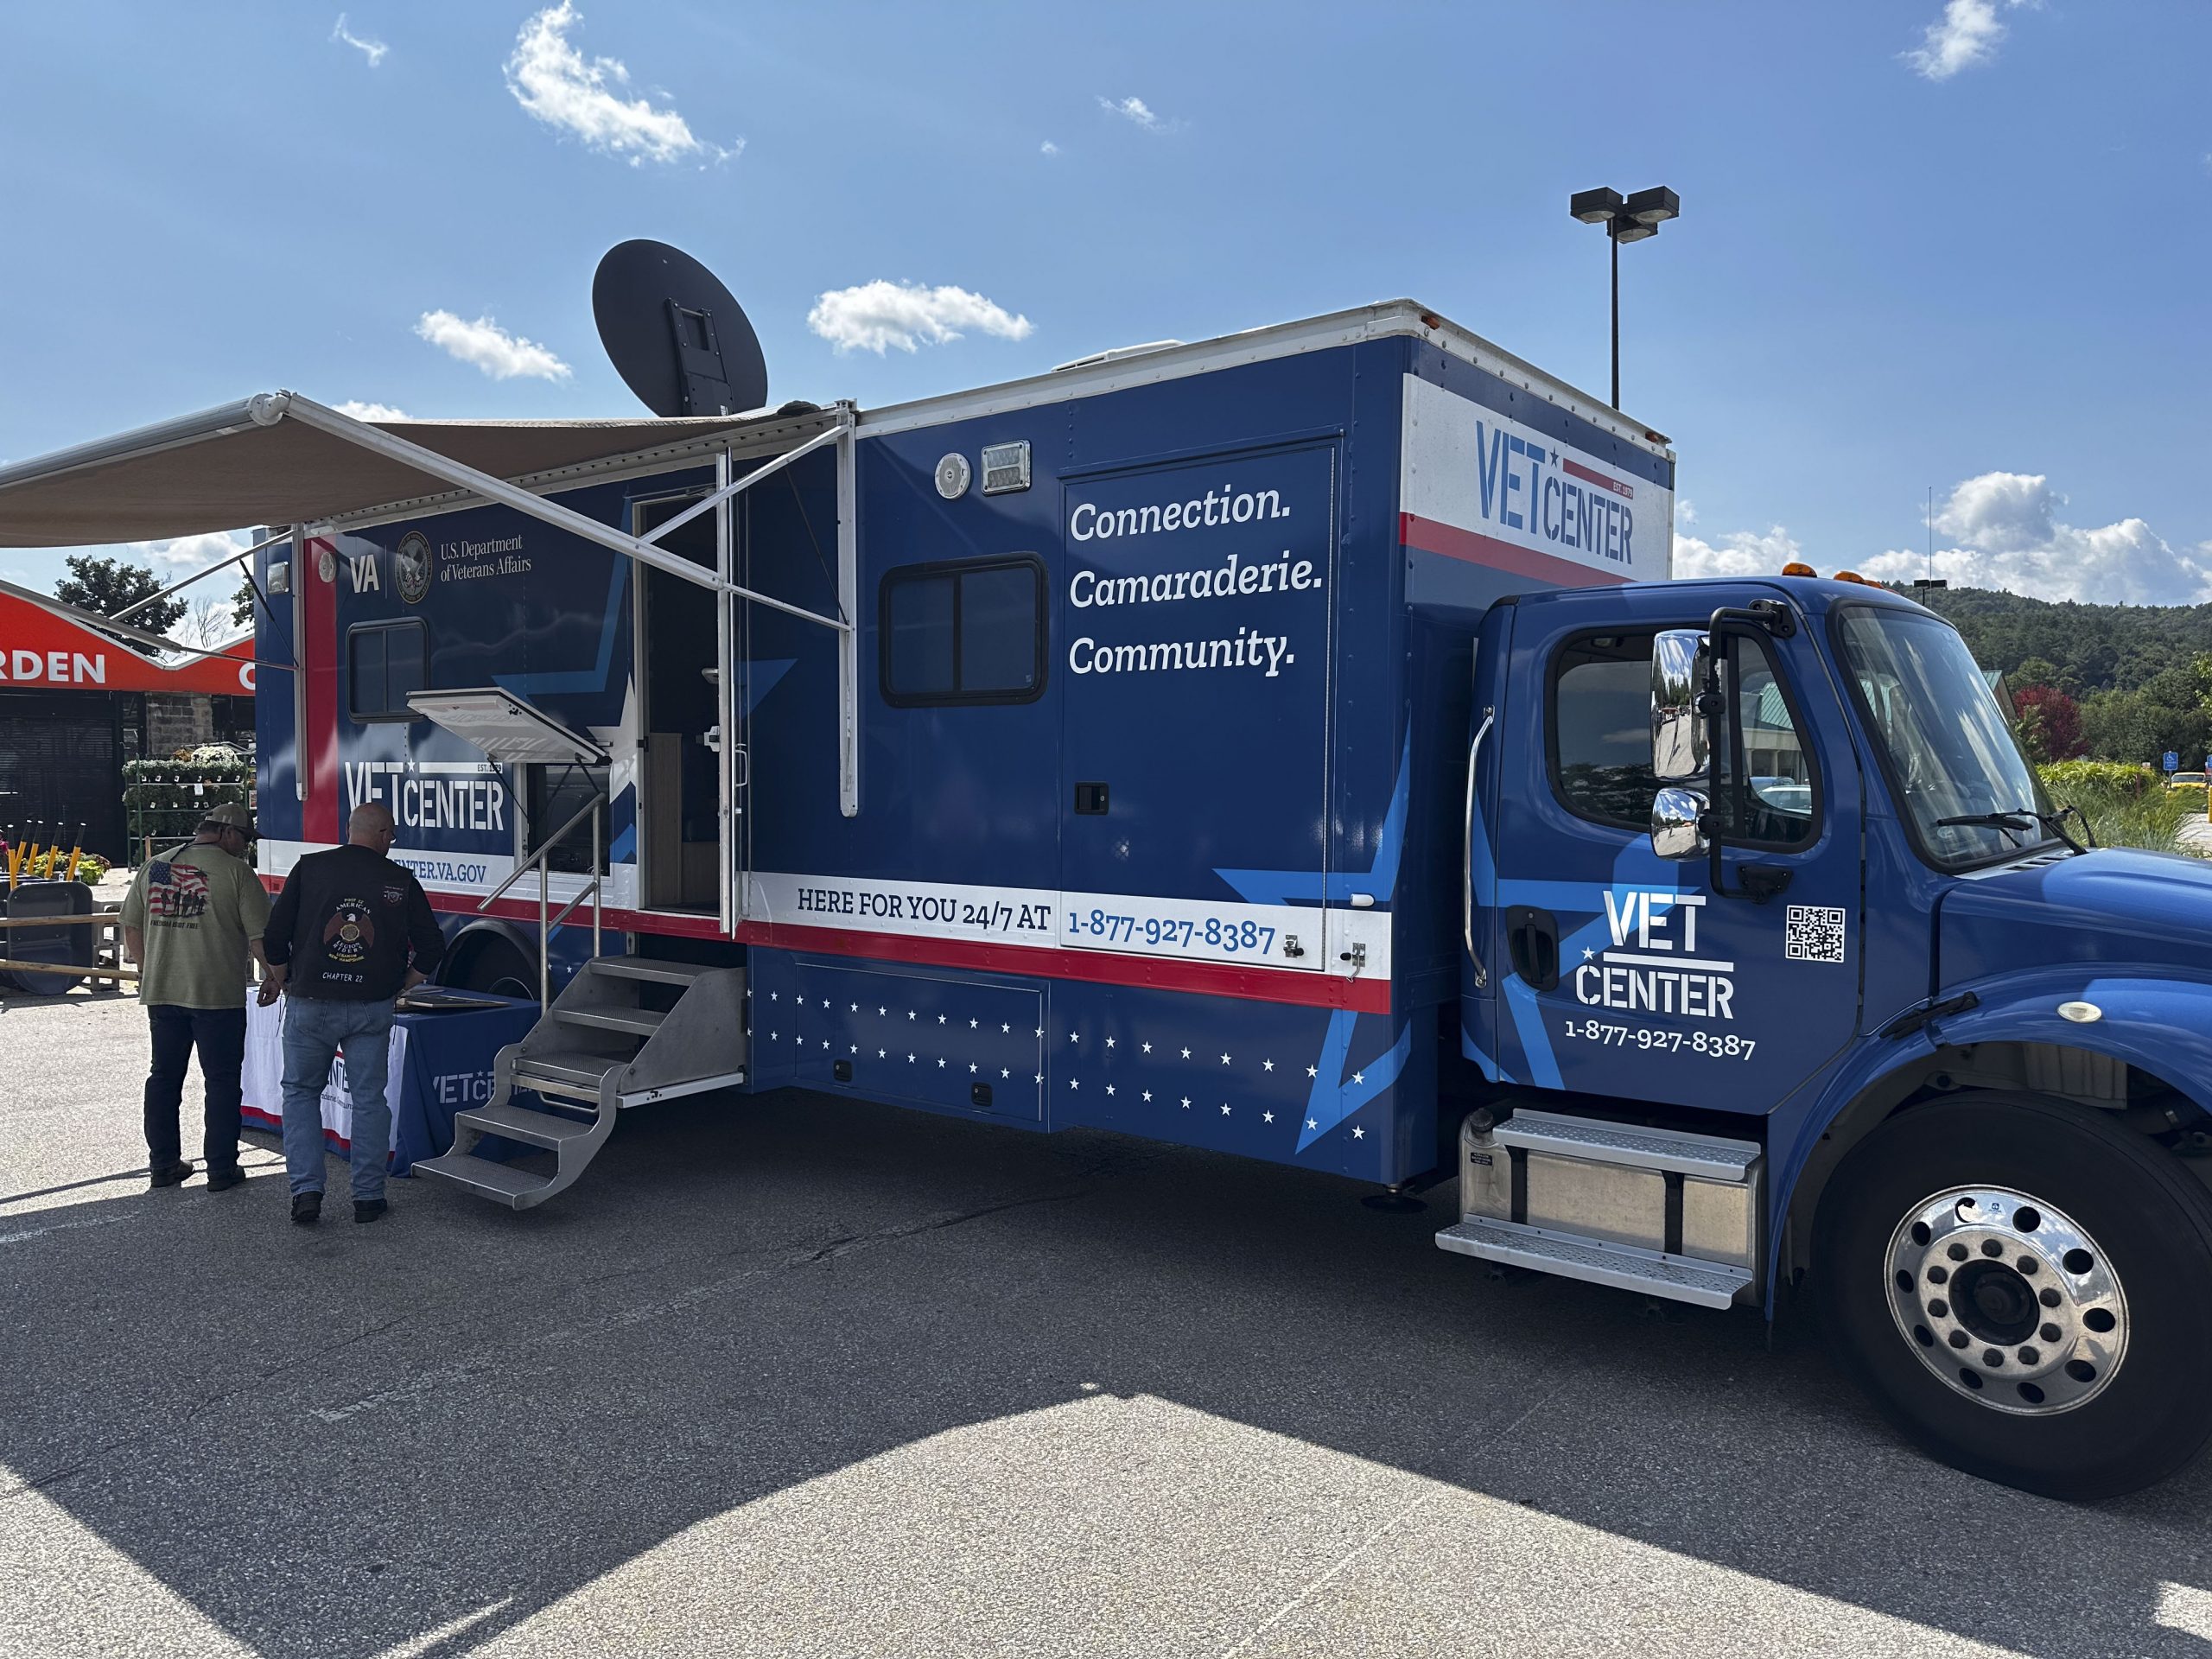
[880,556,1046,706]
[346,620,428,721]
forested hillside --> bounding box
[1901,587,2212,766]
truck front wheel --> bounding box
[1815,1092,2212,1498]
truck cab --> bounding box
[1452,572,2212,1498]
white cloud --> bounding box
[335,399,409,422]
[1040,140,1059,156]
[505,2,735,166]
[1675,498,1697,526]
[1097,95,1175,133]
[145,532,251,575]
[413,310,571,381]
[806,281,1034,355]
[1904,0,2031,81]
[1859,472,2212,605]
[1672,524,1806,581]
[332,14,388,67]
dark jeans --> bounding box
[143,1004,247,1173]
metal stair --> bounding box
[413,954,748,1211]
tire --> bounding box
[446,932,536,1001]
[1815,1091,2212,1499]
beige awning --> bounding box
[0,394,811,547]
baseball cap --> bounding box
[201,802,256,834]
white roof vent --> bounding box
[1051,340,1185,372]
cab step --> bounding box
[409,1149,550,1209]
[556,1006,666,1038]
[1437,1217,1753,1309]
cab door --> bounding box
[1488,598,1863,1111]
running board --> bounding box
[1436,1217,1752,1309]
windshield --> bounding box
[1835,607,2053,868]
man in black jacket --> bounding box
[261,802,446,1224]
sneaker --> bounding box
[291,1192,322,1225]
[205,1166,249,1193]
[353,1198,388,1225]
[149,1160,194,1189]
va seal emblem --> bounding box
[396,531,432,604]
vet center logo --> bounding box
[396,531,432,605]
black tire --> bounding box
[446,931,535,1001]
[1815,1091,2212,1499]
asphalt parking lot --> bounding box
[5,988,2212,1658]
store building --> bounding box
[0,588,253,859]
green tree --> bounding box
[2012,655,2074,696]
[52,553,184,633]
[232,575,257,626]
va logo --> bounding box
[396,531,432,605]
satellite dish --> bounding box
[592,239,767,418]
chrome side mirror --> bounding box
[1650,786,1710,861]
[1651,628,1711,783]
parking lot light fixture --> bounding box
[1571,184,1681,408]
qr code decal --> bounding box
[1785,905,1848,964]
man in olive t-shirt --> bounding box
[121,803,277,1191]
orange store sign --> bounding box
[0,590,254,696]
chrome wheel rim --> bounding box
[1884,1185,2127,1415]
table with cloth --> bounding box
[240,989,540,1174]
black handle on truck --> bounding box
[1505,906,1559,992]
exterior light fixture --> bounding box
[1569,185,1681,408]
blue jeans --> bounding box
[279,996,397,1201]
[144,1005,246,1173]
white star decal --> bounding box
[1581,948,1595,962]
[1306,1065,1318,1078]
[770,1030,779,1041]
[1262,1058,1274,1072]
[1263,1110,1274,1123]
[796,995,805,1006]
[1105,1036,1116,1048]
[1141,1041,1152,1053]
[1070,1078,1080,1090]
[849,1043,858,1053]
[769,992,779,1001]
[907,1053,917,1064]
[821,1039,830,1050]
[969,1018,979,1029]
[1352,1126,1365,1139]
[1219,1053,1231,1065]
[1306,1117,1319,1130]
[1034,1027,1044,1038]
[849,1002,858,1012]
[1034,1072,1044,1084]
[937,1014,947,1025]
[878,1049,887,1058]
[1141,1090,1152,1102]
[1001,1022,1010,1033]
[937,1058,946,1068]
[1001,1067,1010,1078]
[1351,1071,1365,1084]
[907,1010,916,1020]
[1069,1031,1080,1042]
[1180,1096,1192,1109]
[969,1062,978,1073]
[1105,1084,1116,1096]
[878,1007,886,1016]
[1180,1047,1192,1059]
[1220,1103,1231,1116]
[744,988,753,999]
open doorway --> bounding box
[633,491,721,911]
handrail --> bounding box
[480,791,604,1009]
[479,793,602,911]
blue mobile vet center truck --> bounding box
[5,282,2212,1501]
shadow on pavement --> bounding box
[3,1085,2211,1656]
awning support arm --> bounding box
[111,529,290,621]
[0,576,258,664]
[263,393,852,635]
[639,423,842,564]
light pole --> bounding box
[1569,186,1680,409]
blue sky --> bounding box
[3,0,2209,613]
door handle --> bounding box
[1504,906,1559,992]
[1463,707,1493,988]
